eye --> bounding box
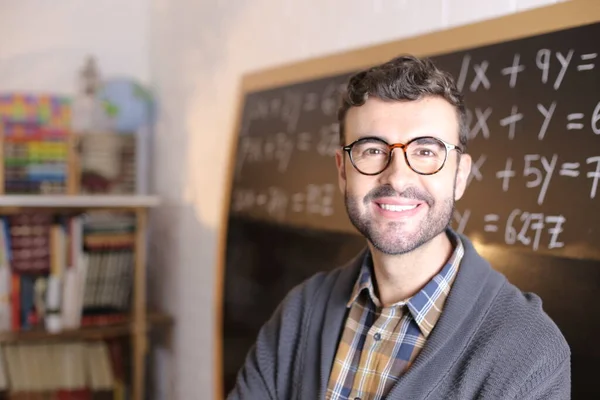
[415,148,436,157]
[351,139,389,160]
[364,147,385,155]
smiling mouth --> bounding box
[377,203,419,212]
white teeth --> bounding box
[379,204,417,212]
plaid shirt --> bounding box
[326,234,464,400]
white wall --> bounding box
[148,0,565,399]
[0,0,566,399]
[0,0,150,94]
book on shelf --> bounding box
[0,210,137,334]
[0,337,128,399]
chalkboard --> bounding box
[219,2,600,398]
[229,21,600,258]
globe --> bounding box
[97,78,154,133]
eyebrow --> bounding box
[355,134,389,142]
[355,134,446,144]
[411,136,441,144]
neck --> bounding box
[368,231,454,307]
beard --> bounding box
[345,184,455,255]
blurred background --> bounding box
[0,0,588,399]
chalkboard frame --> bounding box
[214,1,600,397]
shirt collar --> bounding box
[347,229,464,339]
[347,250,380,308]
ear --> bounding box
[454,153,472,201]
[335,149,347,194]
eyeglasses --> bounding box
[342,136,462,176]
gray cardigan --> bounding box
[227,232,571,399]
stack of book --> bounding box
[0,211,136,333]
[0,338,128,399]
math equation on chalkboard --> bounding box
[229,21,600,260]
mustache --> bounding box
[363,185,434,206]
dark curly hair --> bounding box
[337,55,468,152]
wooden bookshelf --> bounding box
[0,311,173,343]
[0,194,160,208]
[0,195,166,400]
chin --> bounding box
[345,190,452,255]
[368,231,428,255]
[366,219,450,255]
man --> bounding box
[227,55,570,400]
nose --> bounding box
[379,148,417,186]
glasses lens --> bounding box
[406,137,447,174]
[350,139,390,174]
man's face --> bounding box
[335,96,472,255]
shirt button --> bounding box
[374,332,381,341]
